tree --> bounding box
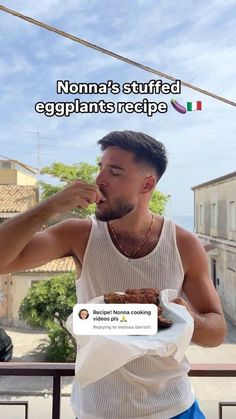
[149,190,169,215]
[19,273,77,362]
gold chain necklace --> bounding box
[109,214,154,260]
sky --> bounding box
[0,0,235,216]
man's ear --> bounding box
[140,176,156,194]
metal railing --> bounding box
[0,363,74,419]
[0,363,236,419]
[0,401,28,419]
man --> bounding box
[0,131,226,418]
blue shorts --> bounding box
[172,399,205,418]
[75,400,205,419]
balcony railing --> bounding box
[0,363,236,419]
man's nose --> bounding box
[96,170,107,186]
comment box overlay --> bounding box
[73,304,158,335]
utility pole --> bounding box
[24,131,53,172]
[36,130,40,171]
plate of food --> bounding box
[90,287,173,331]
[66,288,194,387]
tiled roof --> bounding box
[192,171,236,190]
[0,185,37,212]
[25,257,75,273]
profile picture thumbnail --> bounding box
[78,309,89,320]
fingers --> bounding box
[58,180,106,211]
[171,298,195,321]
[171,297,193,315]
[95,189,106,204]
[172,297,185,305]
[72,180,106,203]
[171,297,189,309]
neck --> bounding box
[109,208,153,237]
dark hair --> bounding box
[97,130,168,179]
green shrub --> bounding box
[39,324,75,362]
[19,273,76,362]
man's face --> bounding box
[95,146,149,221]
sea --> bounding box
[170,215,194,232]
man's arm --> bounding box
[0,180,104,273]
[175,228,227,347]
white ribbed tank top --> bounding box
[71,216,194,419]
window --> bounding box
[199,204,204,226]
[229,201,235,231]
[211,203,217,228]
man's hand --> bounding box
[172,297,191,311]
[171,296,226,346]
[172,297,198,328]
[48,180,106,214]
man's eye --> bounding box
[111,171,120,176]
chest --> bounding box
[108,220,164,259]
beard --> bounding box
[95,197,134,221]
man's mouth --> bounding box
[97,197,107,205]
[98,189,108,204]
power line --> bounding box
[0,4,235,107]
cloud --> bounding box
[0,0,235,215]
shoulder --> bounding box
[48,217,92,235]
[175,223,207,275]
[48,217,93,264]
[47,217,92,250]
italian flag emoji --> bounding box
[187,101,202,111]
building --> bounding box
[0,257,75,327]
[0,158,75,327]
[0,158,38,223]
[192,171,236,324]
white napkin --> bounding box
[66,289,194,387]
